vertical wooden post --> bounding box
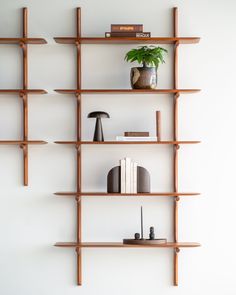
[173,7,180,286]
[156,111,161,141]
[76,7,82,286]
[21,7,28,186]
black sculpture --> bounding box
[87,111,110,142]
[149,226,155,240]
[123,206,167,245]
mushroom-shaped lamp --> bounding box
[87,111,110,142]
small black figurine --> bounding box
[149,226,155,240]
[134,233,140,240]
[87,111,110,142]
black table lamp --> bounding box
[87,111,110,141]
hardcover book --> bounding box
[124,132,150,137]
[116,136,157,141]
[105,32,151,38]
[111,24,143,32]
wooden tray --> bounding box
[123,238,167,245]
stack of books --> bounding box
[105,24,151,38]
[116,131,157,142]
[120,157,138,193]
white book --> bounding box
[133,162,138,193]
[130,161,134,193]
[125,157,131,193]
[120,159,126,193]
[116,136,158,141]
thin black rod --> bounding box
[141,206,144,239]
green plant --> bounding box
[125,45,167,67]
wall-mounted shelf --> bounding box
[0,8,47,185]
[55,242,201,248]
[55,140,200,145]
[54,37,200,44]
[0,89,47,94]
[0,38,46,44]
[54,89,200,94]
[0,140,47,145]
[53,7,201,286]
[54,192,200,197]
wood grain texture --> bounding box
[173,7,179,286]
[54,192,200,197]
[0,38,47,44]
[76,7,82,286]
[0,140,47,145]
[55,242,201,248]
[54,140,200,145]
[54,37,200,44]
[0,89,47,94]
[54,89,200,94]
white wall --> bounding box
[0,0,235,294]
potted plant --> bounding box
[124,45,167,89]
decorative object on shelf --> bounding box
[125,45,167,89]
[124,131,149,137]
[107,158,150,193]
[156,111,161,141]
[123,206,167,245]
[116,136,157,141]
[105,24,151,38]
[149,226,155,240]
[87,111,110,142]
[111,24,143,32]
[105,32,151,38]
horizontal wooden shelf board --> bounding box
[54,89,200,94]
[0,140,47,145]
[54,192,200,197]
[0,38,47,44]
[55,242,201,248]
[54,37,200,44]
[0,89,47,95]
[54,140,200,145]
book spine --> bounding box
[125,158,131,193]
[120,159,126,193]
[116,136,157,141]
[124,132,150,137]
[111,24,143,32]
[105,32,150,38]
[133,162,138,193]
[130,161,133,193]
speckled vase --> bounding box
[130,66,157,89]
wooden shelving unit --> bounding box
[0,8,47,186]
[54,7,201,286]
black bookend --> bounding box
[107,166,150,193]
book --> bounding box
[125,157,131,193]
[120,159,126,193]
[124,132,150,137]
[133,162,138,193]
[130,161,134,193]
[111,24,143,32]
[116,136,157,141]
[105,32,151,38]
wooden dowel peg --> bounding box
[23,7,28,38]
[156,111,161,141]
